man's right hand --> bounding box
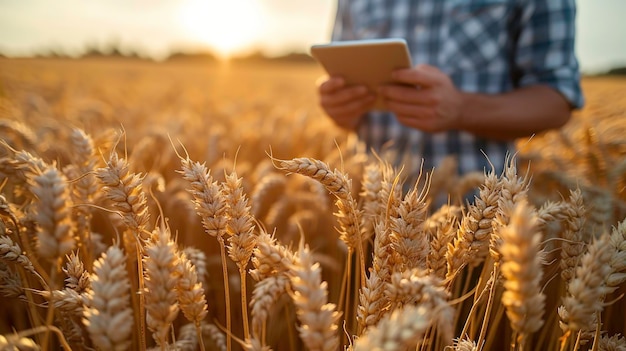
[318,76,376,130]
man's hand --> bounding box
[380,63,572,140]
[321,64,572,139]
[318,76,376,130]
[379,64,464,133]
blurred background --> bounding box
[0,0,625,74]
[1,2,625,350]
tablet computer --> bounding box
[310,38,413,110]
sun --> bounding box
[178,0,262,59]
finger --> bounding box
[319,76,346,94]
[326,94,376,116]
[391,64,441,87]
[385,100,436,120]
[321,85,370,108]
[379,85,437,105]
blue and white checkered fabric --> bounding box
[332,0,584,179]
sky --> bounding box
[0,0,625,73]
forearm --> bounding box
[458,85,573,141]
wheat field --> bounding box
[0,58,625,351]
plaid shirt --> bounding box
[332,0,584,179]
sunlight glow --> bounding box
[178,0,263,59]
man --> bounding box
[318,0,584,182]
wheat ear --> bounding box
[175,252,208,351]
[354,305,432,351]
[445,169,500,282]
[607,219,626,287]
[0,334,39,351]
[143,225,180,348]
[276,156,365,332]
[151,323,197,351]
[357,221,391,334]
[63,251,90,294]
[385,268,453,342]
[30,164,76,348]
[389,179,430,272]
[223,170,257,341]
[426,206,459,279]
[0,234,39,280]
[178,156,231,350]
[275,157,364,271]
[454,338,479,351]
[250,173,286,219]
[202,323,227,351]
[95,150,151,349]
[0,262,24,299]
[67,128,98,269]
[178,158,228,237]
[83,244,134,351]
[560,189,587,283]
[274,157,350,199]
[489,155,529,264]
[182,246,209,291]
[597,333,626,351]
[499,200,546,348]
[249,228,296,282]
[359,161,384,239]
[0,119,37,151]
[249,273,290,343]
[31,165,76,264]
[95,152,150,241]
[559,233,615,335]
[288,243,341,351]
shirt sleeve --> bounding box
[513,0,584,109]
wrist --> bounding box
[457,91,475,131]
